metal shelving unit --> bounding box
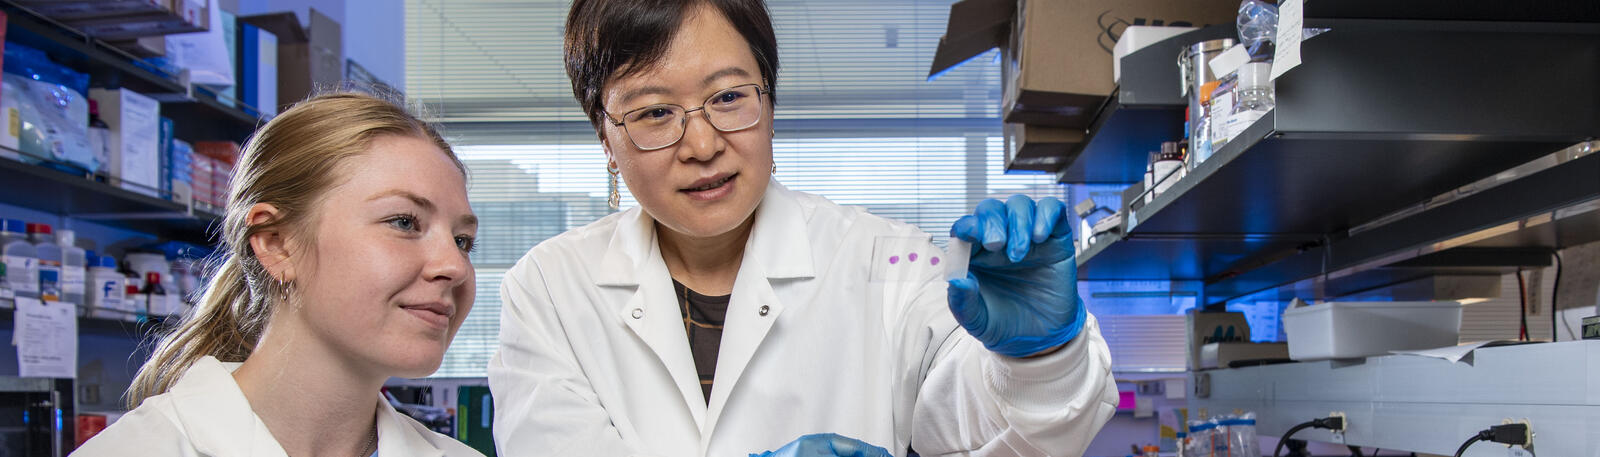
[1069,20,1600,304]
[0,0,264,143]
[0,153,221,245]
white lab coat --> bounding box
[490,180,1117,457]
[72,356,482,457]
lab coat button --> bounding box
[631,308,644,319]
[758,305,770,316]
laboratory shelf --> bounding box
[0,0,263,143]
[1072,20,1600,287]
[1203,150,1600,303]
[1189,340,1600,457]
[0,154,221,245]
[1052,25,1236,183]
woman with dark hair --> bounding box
[489,1,1117,456]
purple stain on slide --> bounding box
[908,253,918,262]
[930,257,941,266]
[889,256,899,264]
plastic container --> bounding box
[2,219,41,306]
[58,229,87,310]
[28,223,63,302]
[86,253,126,320]
[1283,301,1464,360]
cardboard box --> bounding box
[241,9,342,112]
[1003,122,1083,172]
[1199,342,1288,369]
[1185,310,1250,370]
[89,88,162,198]
[932,0,1237,128]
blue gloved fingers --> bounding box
[817,433,895,457]
[974,199,1008,253]
[1004,195,1036,262]
[947,275,989,336]
[1034,197,1071,243]
[950,214,982,244]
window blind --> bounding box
[406,0,1066,378]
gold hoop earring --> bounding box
[607,161,621,211]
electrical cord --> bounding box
[1273,416,1345,457]
[1517,269,1528,341]
[1454,423,1534,457]
[1552,251,1569,341]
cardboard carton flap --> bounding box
[239,12,309,43]
[929,0,1015,78]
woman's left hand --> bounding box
[947,195,1086,358]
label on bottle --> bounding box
[63,267,85,297]
[3,255,38,295]
[90,127,112,173]
[39,268,61,301]
[1227,109,1270,141]
[1209,91,1234,151]
[88,275,124,317]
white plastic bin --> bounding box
[1283,301,1463,360]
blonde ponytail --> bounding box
[125,92,460,408]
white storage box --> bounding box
[1283,301,1462,361]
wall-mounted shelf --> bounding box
[1,0,263,143]
[1069,20,1600,302]
[0,155,221,245]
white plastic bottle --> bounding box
[86,253,125,320]
[58,229,88,311]
[28,223,63,303]
[1,219,40,307]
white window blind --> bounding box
[406,0,1066,377]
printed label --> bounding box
[3,256,38,295]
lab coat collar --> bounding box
[166,356,444,457]
[593,178,815,287]
[165,356,288,457]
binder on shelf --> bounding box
[235,22,277,117]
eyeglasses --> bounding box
[604,83,769,151]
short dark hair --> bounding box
[564,0,779,131]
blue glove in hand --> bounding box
[750,434,895,457]
[947,195,1087,358]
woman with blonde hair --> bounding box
[74,93,483,457]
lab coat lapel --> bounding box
[704,180,815,439]
[167,357,289,457]
[376,395,445,457]
[599,207,709,430]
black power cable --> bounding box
[1273,416,1345,457]
[1552,251,1564,341]
[1517,269,1528,341]
[1454,423,1534,457]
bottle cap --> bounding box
[97,255,118,269]
[1199,81,1220,104]
[1,219,26,233]
[58,229,75,246]
[127,285,140,295]
[145,272,162,283]
[1237,62,1273,89]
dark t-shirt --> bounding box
[672,279,729,404]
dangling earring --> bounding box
[771,162,777,175]
[607,161,621,211]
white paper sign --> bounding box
[1271,0,1305,80]
[14,297,77,378]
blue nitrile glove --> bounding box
[750,434,895,457]
[947,195,1087,358]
